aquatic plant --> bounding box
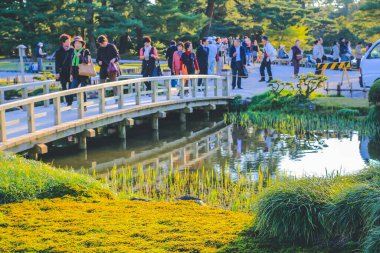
[98,164,278,213]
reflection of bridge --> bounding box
[0,75,232,156]
[92,122,232,173]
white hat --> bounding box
[37,42,43,47]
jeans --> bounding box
[231,61,243,89]
[68,77,88,105]
[37,57,43,72]
[246,51,251,64]
[60,79,71,104]
[198,66,208,86]
[341,54,350,62]
[259,58,272,80]
[208,59,216,74]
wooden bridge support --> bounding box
[78,129,96,150]
[118,118,134,139]
[180,107,193,123]
[28,143,48,160]
[151,111,166,130]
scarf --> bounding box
[72,48,84,67]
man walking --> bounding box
[259,36,275,83]
[339,38,349,62]
[313,38,325,75]
[229,39,246,89]
[196,38,209,87]
[207,37,218,75]
[55,34,73,104]
[355,42,363,69]
[165,40,177,74]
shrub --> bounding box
[0,153,113,204]
[336,108,360,118]
[369,79,380,105]
[322,184,377,242]
[253,177,351,245]
[363,227,380,253]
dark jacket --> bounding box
[339,41,348,56]
[96,43,120,68]
[71,48,91,79]
[196,45,209,70]
[165,45,177,64]
[229,46,247,67]
[55,46,74,79]
[291,46,302,61]
[180,52,198,74]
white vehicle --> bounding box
[360,39,380,87]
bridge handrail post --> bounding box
[152,81,158,102]
[99,88,105,113]
[222,76,230,96]
[180,79,185,99]
[0,109,6,142]
[77,92,84,119]
[214,78,218,96]
[0,90,5,104]
[43,83,50,107]
[22,88,28,111]
[192,78,197,98]
[136,82,141,105]
[203,78,208,97]
[165,79,171,100]
[27,103,35,133]
[117,84,124,109]
[53,97,61,125]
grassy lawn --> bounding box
[0,199,252,252]
[313,97,370,110]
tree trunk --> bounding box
[200,0,215,38]
[85,0,97,55]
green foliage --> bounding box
[322,184,378,242]
[32,72,55,81]
[254,177,352,245]
[369,79,380,105]
[0,153,112,204]
[297,73,328,99]
[363,227,380,253]
[335,108,360,118]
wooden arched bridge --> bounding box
[0,74,233,156]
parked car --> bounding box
[359,39,380,87]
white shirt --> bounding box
[144,46,152,61]
[235,47,241,61]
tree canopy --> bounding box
[0,0,378,56]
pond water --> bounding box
[40,115,380,178]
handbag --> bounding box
[107,62,120,80]
[241,66,249,79]
[152,60,163,77]
[296,54,303,61]
[78,57,96,77]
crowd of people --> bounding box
[50,33,374,104]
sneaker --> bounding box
[259,79,265,82]
[266,78,273,83]
[238,87,243,89]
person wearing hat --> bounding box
[34,42,47,72]
[68,36,91,109]
[54,34,74,105]
[139,36,159,91]
[207,37,218,75]
[259,36,275,83]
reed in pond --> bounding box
[96,164,281,213]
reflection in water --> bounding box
[41,119,380,178]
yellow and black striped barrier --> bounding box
[316,62,351,71]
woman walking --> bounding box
[139,36,159,91]
[69,36,91,110]
[172,42,184,76]
[180,41,199,96]
[291,40,303,78]
[332,41,340,62]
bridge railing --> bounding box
[0,75,143,106]
[0,74,230,143]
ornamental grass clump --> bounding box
[321,184,378,242]
[253,177,353,245]
[0,153,112,204]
